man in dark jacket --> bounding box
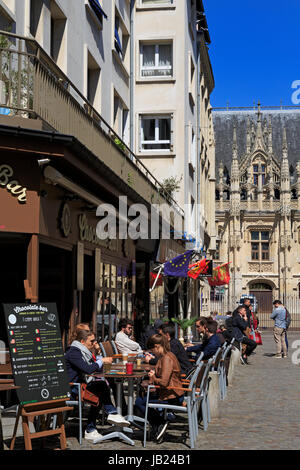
[139,319,164,350]
[161,324,194,376]
[231,306,257,363]
[185,320,221,361]
[233,298,251,328]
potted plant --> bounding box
[171,317,197,344]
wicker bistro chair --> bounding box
[143,362,206,449]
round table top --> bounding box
[94,362,151,379]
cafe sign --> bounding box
[78,213,116,250]
[0,164,27,203]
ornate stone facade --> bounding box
[213,105,300,308]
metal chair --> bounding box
[53,382,83,445]
[194,358,213,432]
[143,363,205,449]
[218,338,235,400]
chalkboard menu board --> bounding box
[3,303,70,405]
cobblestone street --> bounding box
[3,331,299,451]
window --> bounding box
[88,0,107,27]
[113,92,129,146]
[251,231,270,260]
[50,1,67,68]
[114,11,130,69]
[140,115,172,152]
[140,43,173,78]
[253,165,258,186]
[261,165,266,185]
[87,51,101,109]
[30,0,43,37]
[214,240,220,260]
[253,163,266,186]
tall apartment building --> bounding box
[133,0,216,313]
[0,0,187,343]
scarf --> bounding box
[71,340,94,384]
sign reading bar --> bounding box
[3,303,70,405]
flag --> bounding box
[207,263,231,286]
[164,250,194,277]
[150,272,163,288]
[188,259,213,279]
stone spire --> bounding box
[246,118,251,154]
[268,115,273,154]
[253,101,266,151]
[230,126,240,216]
[296,161,300,209]
[280,127,291,215]
[281,127,289,179]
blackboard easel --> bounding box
[10,399,72,451]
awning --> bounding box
[89,0,107,21]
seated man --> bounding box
[185,319,221,361]
[65,329,129,440]
[115,318,143,355]
[231,306,257,363]
[144,323,194,376]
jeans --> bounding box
[71,380,117,432]
[135,394,184,427]
[241,336,257,356]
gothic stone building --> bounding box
[212,106,300,318]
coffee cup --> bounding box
[122,353,128,364]
[136,358,142,368]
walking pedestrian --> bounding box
[270,300,287,358]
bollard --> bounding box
[227,347,241,386]
[208,371,220,419]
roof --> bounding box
[212,108,300,172]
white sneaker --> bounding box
[84,429,103,441]
[107,413,130,427]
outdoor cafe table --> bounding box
[92,364,150,446]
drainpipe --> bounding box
[130,0,135,155]
[196,36,201,315]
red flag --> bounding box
[150,272,163,288]
[188,259,212,279]
[207,263,230,286]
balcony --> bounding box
[0,31,184,225]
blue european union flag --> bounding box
[164,250,194,277]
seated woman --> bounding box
[135,334,185,444]
[65,329,129,441]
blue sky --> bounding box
[204,0,300,108]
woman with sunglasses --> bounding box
[65,329,129,440]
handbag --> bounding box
[250,329,263,345]
[80,383,100,407]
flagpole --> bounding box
[149,265,163,293]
